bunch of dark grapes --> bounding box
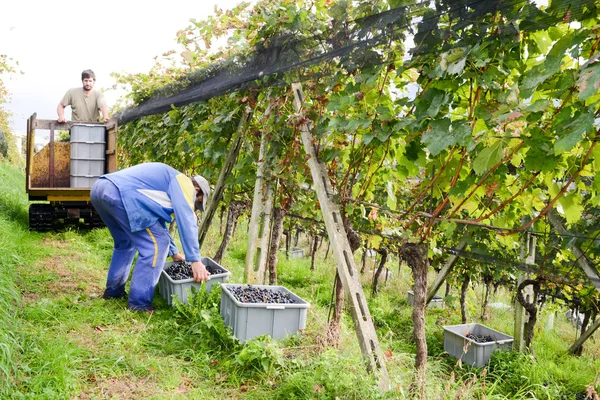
[164,261,225,280]
[466,333,493,343]
[226,285,296,304]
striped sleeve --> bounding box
[167,174,200,262]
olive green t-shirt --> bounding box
[60,88,107,122]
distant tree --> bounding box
[0,130,7,158]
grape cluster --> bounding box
[164,261,225,280]
[466,333,494,343]
[226,285,296,304]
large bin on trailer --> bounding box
[25,114,118,231]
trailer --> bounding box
[25,113,118,231]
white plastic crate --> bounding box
[220,284,310,343]
[70,124,106,188]
[158,257,231,305]
[70,124,106,142]
[443,323,513,368]
[290,247,305,258]
[408,290,444,308]
[71,159,104,176]
[70,142,106,159]
[69,175,100,188]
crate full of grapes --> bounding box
[220,284,310,343]
[443,323,513,368]
[158,257,231,305]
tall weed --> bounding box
[0,163,28,395]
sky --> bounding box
[1,0,243,137]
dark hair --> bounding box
[81,69,96,81]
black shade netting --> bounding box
[114,0,591,125]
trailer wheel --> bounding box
[91,206,104,228]
[29,204,54,232]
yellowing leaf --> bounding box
[558,194,584,225]
[370,235,382,249]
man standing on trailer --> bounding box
[90,162,211,312]
[57,69,109,123]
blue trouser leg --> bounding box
[126,223,170,310]
[91,179,136,298]
[91,178,170,310]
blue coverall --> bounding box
[90,162,201,310]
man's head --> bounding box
[191,175,210,211]
[81,69,96,92]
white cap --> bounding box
[192,175,210,211]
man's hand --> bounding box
[191,261,209,282]
[172,253,185,262]
[57,115,67,123]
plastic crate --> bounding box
[70,124,106,188]
[443,323,513,368]
[408,290,443,308]
[70,159,104,176]
[71,142,106,159]
[70,124,106,142]
[220,284,310,343]
[158,257,231,305]
[69,175,100,188]
[290,247,305,258]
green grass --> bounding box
[0,163,41,395]
[2,161,599,399]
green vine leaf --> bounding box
[472,141,505,175]
[553,110,594,154]
[577,62,600,101]
[421,119,473,156]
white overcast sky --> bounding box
[1,0,243,136]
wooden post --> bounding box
[49,122,55,187]
[292,83,390,391]
[244,130,273,284]
[514,233,535,352]
[427,236,468,304]
[568,317,600,354]
[547,209,600,290]
[105,118,119,173]
[198,107,252,248]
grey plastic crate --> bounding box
[71,142,106,159]
[290,247,305,258]
[408,290,443,308]
[70,124,106,142]
[158,257,231,305]
[220,284,310,343]
[70,175,100,188]
[71,159,104,176]
[443,323,513,368]
[70,124,106,188]
[70,125,106,160]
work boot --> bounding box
[102,290,127,300]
